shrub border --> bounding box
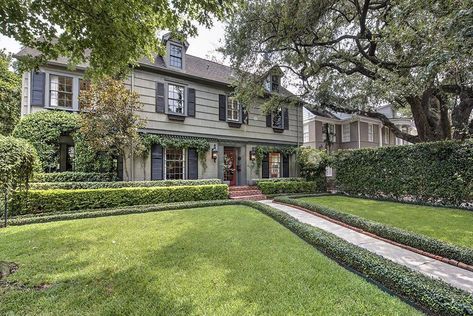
[275,195,473,268]
[4,200,472,315]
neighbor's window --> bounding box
[368,124,374,142]
[50,75,73,108]
[271,75,280,92]
[323,123,336,143]
[165,148,185,180]
[384,127,389,144]
[303,124,309,143]
[227,97,241,122]
[269,152,281,178]
[342,124,350,142]
[168,84,185,114]
[272,107,283,128]
[170,44,183,69]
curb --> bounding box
[275,201,473,273]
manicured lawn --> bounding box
[0,205,419,315]
[300,195,473,249]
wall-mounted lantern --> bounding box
[249,148,256,161]
[211,144,218,162]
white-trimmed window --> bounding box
[303,124,309,143]
[269,152,281,178]
[169,44,183,69]
[168,84,185,114]
[323,123,336,143]
[368,124,374,142]
[342,124,350,142]
[384,127,389,144]
[227,97,241,122]
[50,75,73,108]
[325,166,333,177]
[165,148,185,179]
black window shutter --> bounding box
[218,94,226,121]
[151,144,164,180]
[116,156,124,181]
[282,154,289,177]
[261,153,269,178]
[284,108,289,130]
[242,106,249,124]
[187,148,198,179]
[187,88,195,117]
[156,82,165,113]
[266,114,272,127]
[31,71,45,106]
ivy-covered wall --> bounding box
[331,140,473,206]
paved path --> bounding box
[260,200,473,294]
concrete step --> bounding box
[230,194,267,201]
[229,186,258,192]
[229,190,263,197]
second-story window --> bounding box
[272,107,283,128]
[50,75,73,108]
[168,84,185,114]
[227,97,241,122]
[170,44,183,69]
[271,75,280,92]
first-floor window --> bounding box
[326,166,333,177]
[168,84,185,114]
[384,127,389,144]
[227,97,241,122]
[50,74,73,108]
[342,124,350,142]
[323,123,336,143]
[368,124,374,142]
[269,152,281,178]
[303,124,309,142]
[165,148,185,179]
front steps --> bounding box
[229,186,266,201]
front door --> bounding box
[224,148,237,186]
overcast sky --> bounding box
[0,21,227,62]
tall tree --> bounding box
[0,50,21,136]
[79,78,145,178]
[223,0,473,142]
[0,0,235,76]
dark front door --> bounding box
[224,148,237,186]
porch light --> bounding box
[249,148,256,161]
[211,145,218,162]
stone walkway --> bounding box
[260,200,473,294]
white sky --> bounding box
[0,21,227,63]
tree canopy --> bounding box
[0,0,235,76]
[0,50,21,136]
[223,0,473,142]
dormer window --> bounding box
[170,44,183,69]
[271,75,280,92]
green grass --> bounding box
[300,195,473,249]
[0,205,419,315]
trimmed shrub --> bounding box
[256,180,325,195]
[13,184,228,214]
[30,179,222,190]
[331,140,473,207]
[32,172,117,183]
[275,195,473,266]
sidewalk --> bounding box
[260,200,473,294]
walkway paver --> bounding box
[260,200,473,294]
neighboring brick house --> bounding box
[15,34,303,184]
[303,105,414,152]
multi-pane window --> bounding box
[269,152,281,178]
[342,124,350,142]
[303,124,309,142]
[168,84,185,114]
[165,148,185,179]
[323,123,336,143]
[384,127,389,144]
[272,107,283,128]
[368,124,374,142]
[170,44,183,69]
[50,75,73,108]
[227,97,240,122]
[271,75,280,92]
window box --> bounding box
[167,113,186,121]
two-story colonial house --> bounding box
[15,34,303,185]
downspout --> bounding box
[357,120,361,149]
[130,70,135,181]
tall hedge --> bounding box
[331,140,473,206]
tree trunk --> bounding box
[452,91,473,139]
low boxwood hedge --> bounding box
[275,195,473,266]
[30,179,222,190]
[256,180,325,195]
[4,199,473,314]
[12,184,228,215]
[32,172,117,183]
